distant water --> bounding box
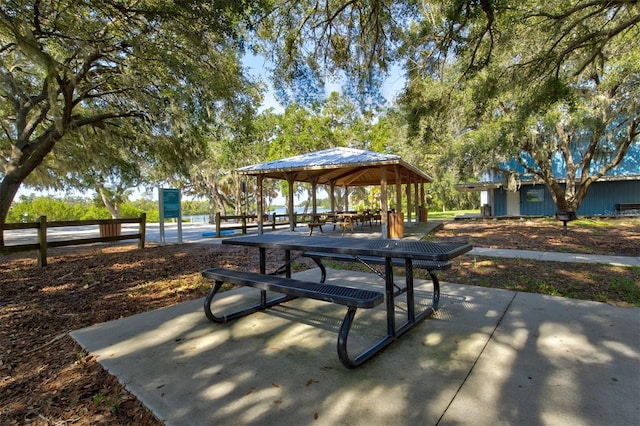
[265,207,331,215]
[183,214,209,223]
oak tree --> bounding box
[0,0,261,244]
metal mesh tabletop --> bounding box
[222,234,472,261]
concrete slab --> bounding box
[441,291,640,425]
[70,269,640,425]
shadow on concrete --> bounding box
[71,268,639,425]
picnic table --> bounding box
[203,234,472,367]
[336,212,359,234]
[306,214,326,235]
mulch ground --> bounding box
[1,217,638,424]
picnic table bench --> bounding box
[302,251,450,307]
[201,267,384,368]
[306,214,326,235]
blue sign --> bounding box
[162,188,180,219]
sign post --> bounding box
[159,188,182,245]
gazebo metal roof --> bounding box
[237,147,432,186]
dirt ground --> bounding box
[1,217,638,425]
[430,216,640,256]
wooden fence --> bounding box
[214,212,322,237]
[1,213,146,267]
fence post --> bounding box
[215,212,221,238]
[272,212,276,230]
[241,213,247,234]
[37,215,47,267]
[138,213,146,249]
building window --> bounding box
[526,189,544,202]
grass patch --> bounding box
[93,393,121,414]
[573,218,617,228]
[320,255,640,306]
[435,257,640,306]
[609,276,640,305]
[427,209,479,220]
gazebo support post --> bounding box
[286,173,296,231]
[392,165,403,239]
[414,178,419,224]
[310,177,318,215]
[257,175,264,235]
[330,181,336,214]
[406,175,412,225]
[380,166,389,238]
[395,165,402,212]
[420,181,426,222]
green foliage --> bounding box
[6,195,210,224]
[5,0,637,232]
[0,0,262,231]
[428,173,479,211]
[398,1,640,213]
[426,210,479,220]
[7,197,89,222]
[609,276,640,306]
[7,196,148,223]
[92,393,121,414]
[257,1,414,106]
[181,200,209,216]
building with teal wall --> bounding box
[457,144,640,217]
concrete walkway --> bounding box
[468,247,640,267]
[65,220,640,424]
[71,268,640,425]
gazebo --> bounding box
[237,147,433,238]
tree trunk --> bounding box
[97,186,121,219]
[208,198,216,224]
[0,177,22,248]
[1,127,61,247]
[236,185,243,215]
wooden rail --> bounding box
[1,213,146,267]
[213,212,327,237]
[214,212,298,237]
